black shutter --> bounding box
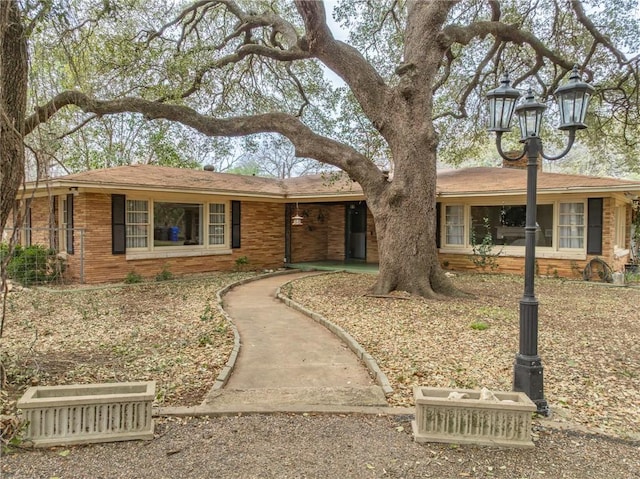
[231,201,241,249]
[112,194,126,254]
[435,202,441,249]
[25,200,32,246]
[587,198,603,255]
[66,194,74,255]
[50,196,58,250]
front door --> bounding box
[346,203,367,260]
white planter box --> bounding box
[17,381,155,447]
[412,387,536,448]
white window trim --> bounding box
[439,200,588,260]
[614,205,626,249]
[126,199,150,250]
[557,201,586,251]
[124,197,232,258]
[444,204,466,247]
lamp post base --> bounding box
[514,354,549,416]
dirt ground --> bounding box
[1,271,639,477]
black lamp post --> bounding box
[486,66,594,415]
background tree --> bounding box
[4,0,640,297]
[228,135,325,178]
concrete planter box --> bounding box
[412,387,536,448]
[17,381,155,447]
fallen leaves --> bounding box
[2,272,256,412]
[290,272,640,439]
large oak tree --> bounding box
[3,0,640,297]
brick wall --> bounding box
[290,204,329,263]
[366,207,379,263]
[288,202,379,264]
[438,253,588,279]
[326,204,345,260]
[17,193,633,283]
[50,193,286,284]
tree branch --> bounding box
[571,0,627,67]
[294,0,392,131]
[439,21,574,71]
[24,91,383,186]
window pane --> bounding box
[208,203,226,245]
[559,202,585,249]
[154,202,203,247]
[445,205,464,245]
[126,200,148,249]
[470,204,553,247]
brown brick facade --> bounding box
[288,203,379,264]
[14,194,285,283]
[10,191,635,284]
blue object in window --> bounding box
[169,226,179,242]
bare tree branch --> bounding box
[24,91,384,187]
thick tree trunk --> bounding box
[365,137,455,298]
[0,0,28,237]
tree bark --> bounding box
[0,0,28,237]
[364,126,454,298]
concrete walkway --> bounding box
[200,272,388,412]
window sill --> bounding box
[126,248,232,261]
[439,247,586,261]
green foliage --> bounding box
[624,270,640,284]
[155,265,173,282]
[124,270,143,284]
[234,256,249,272]
[469,218,501,272]
[199,303,215,322]
[197,333,213,347]
[0,244,65,286]
[470,321,489,331]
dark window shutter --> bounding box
[231,201,241,249]
[25,200,32,246]
[66,194,74,254]
[435,203,441,249]
[112,194,126,254]
[50,196,58,250]
[587,198,603,255]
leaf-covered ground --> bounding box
[1,272,256,414]
[289,272,640,440]
[3,270,638,443]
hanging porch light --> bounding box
[292,203,303,226]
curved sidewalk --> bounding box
[200,272,389,413]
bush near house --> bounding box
[0,244,66,286]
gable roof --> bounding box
[26,164,640,201]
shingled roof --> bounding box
[435,167,640,196]
[30,164,640,200]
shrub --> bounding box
[234,255,249,271]
[155,265,174,281]
[469,218,501,272]
[0,243,65,286]
[124,271,143,284]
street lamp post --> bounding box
[486,66,594,415]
